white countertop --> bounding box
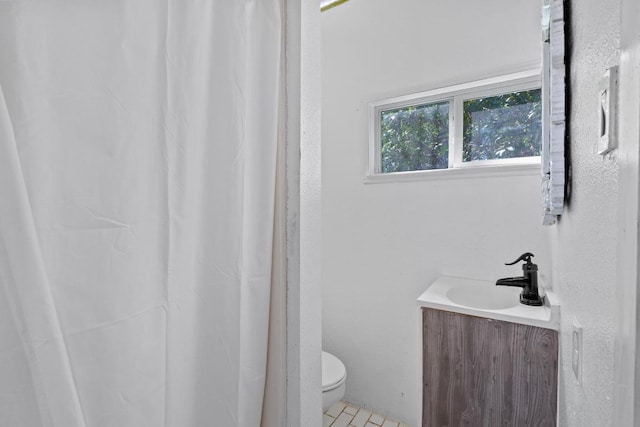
[416,276,560,330]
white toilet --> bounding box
[322,351,347,412]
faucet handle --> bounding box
[505,252,534,266]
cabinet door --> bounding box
[422,308,558,427]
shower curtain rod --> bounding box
[320,0,350,12]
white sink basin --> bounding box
[416,276,560,330]
[446,284,520,310]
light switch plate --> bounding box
[598,66,618,155]
[572,318,583,384]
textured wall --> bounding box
[321,0,548,424]
[550,0,621,425]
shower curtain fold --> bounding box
[0,1,283,426]
[0,82,86,427]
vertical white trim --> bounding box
[452,96,464,167]
[613,0,640,422]
[369,103,379,174]
[285,0,322,426]
[284,1,301,422]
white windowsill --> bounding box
[364,162,541,184]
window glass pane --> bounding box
[380,101,449,173]
[463,89,541,162]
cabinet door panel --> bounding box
[422,308,558,427]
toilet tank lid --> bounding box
[322,351,346,391]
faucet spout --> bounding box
[495,276,528,288]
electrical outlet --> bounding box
[572,319,583,384]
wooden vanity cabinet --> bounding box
[422,307,558,427]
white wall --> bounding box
[550,0,626,425]
[321,0,548,425]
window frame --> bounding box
[368,70,542,182]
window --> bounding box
[368,71,542,180]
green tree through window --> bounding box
[380,101,449,173]
[463,89,541,161]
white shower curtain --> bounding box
[0,1,283,426]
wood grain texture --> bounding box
[422,308,558,427]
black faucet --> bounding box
[496,252,545,306]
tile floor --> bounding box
[323,401,410,427]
